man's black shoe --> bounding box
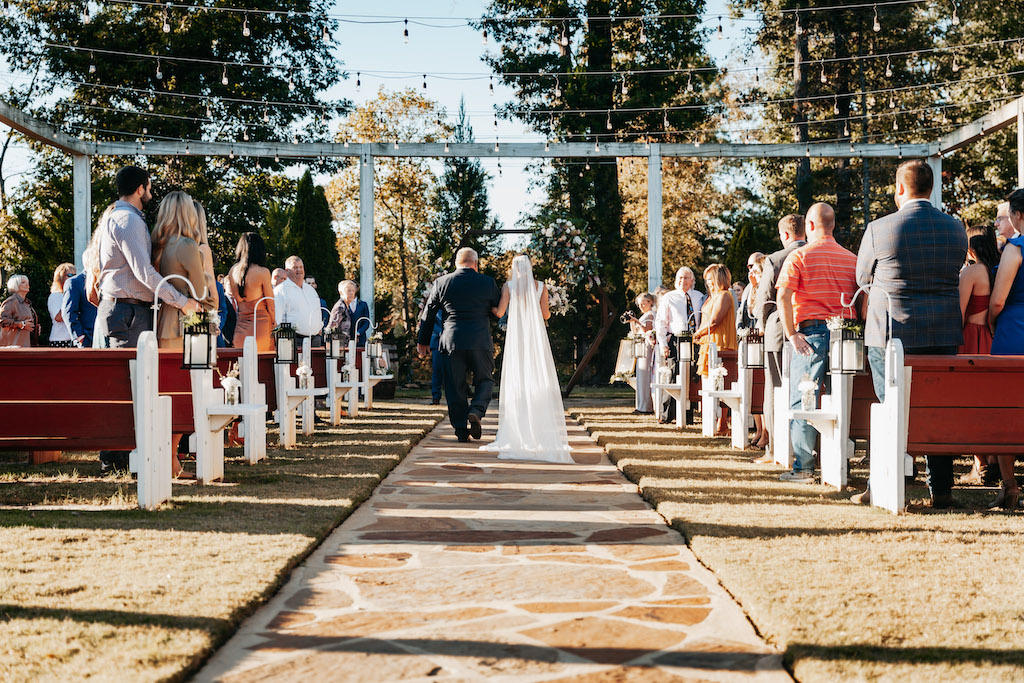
[431,399,441,405]
[456,433,470,443]
[467,413,482,440]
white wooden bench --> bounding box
[275,337,329,448]
[327,339,361,423]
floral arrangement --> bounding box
[531,218,602,289]
[711,364,729,380]
[182,308,219,327]
[367,331,383,343]
[609,371,633,384]
[657,366,674,383]
[798,373,818,410]
[546,283,574,317]
[826,316,863,334]
[217,361,241,404]
[296,364,314,389]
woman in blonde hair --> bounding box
[48,262,76,347]
[693,263,738,436]
[152,191,217,350]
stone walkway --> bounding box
[197,412,789,682]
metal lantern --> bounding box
[742,330,765,369]
[182,319,216,370]
[829,325,865,375]
[632,337,647,359]
[366,339,383,360]
[274,323,299,365]
[676,331,694,365]
[325,328,345,360]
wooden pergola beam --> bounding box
[935,95,1024,156]
[0,100,88,155]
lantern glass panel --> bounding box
[829,326,865,374]
[274,323,297,364]
[183,320,215,370]
[677,332,693,364]
[743,332,765,369]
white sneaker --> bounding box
[779,471,815,484]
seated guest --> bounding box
[62,229,100,348]
[47,263,76,348]
[852,160,967,508]
[693,264,737,436]
[0,274,37,347]
[331,279,370,347]
[627,292,656,414]
[987,189,1024,510]
[777,202,858,484]
[306,277,330,329]
[274,256,324,343]
[958,223,1000,487]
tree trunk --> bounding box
[793,21,812,213]
[563,283,616,397]
[833,19,853,236]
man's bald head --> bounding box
[455,247,478,270]
[806,202,836,240]
[271,268,287,287]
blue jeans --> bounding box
[789,323,830,474]
[430,347,444,401]
[867,344,957,497]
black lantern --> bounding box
[829,325,865,375]
[741,330,765,369]
[182,319,216,370]
[676,331,694,365]
[274,323,299,365]
[325,328,345,361]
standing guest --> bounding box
[627,292,657,414]
[994,201,1016,249]
[93,166,200,351]
[152,191,217,350]
[339,279,370,346]
[987,189,1024,510]
[776,202,858,484]
[741,254,768,449]
[47,263,76,348]
[730,281,744,313]
[693,264,737,436]
[654,267,705,423]
[956,223,1000,487]
[327,280,354,342]
[752,215,807,463]
[0,275,37,347]
[274,256,323,342]
[306,277,330,329]
[271,268,288,288]
[228,232,275,352]
[429,309,444,405]
[215,278,235,347]
[62,226,101,348]
[851,161,967,508]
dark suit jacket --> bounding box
[752,239,806,352]
[856,200,967,349]
[351,300,370,346]
[417,268,501,353]
[61,272,98,348]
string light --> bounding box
[343,138,349,147]
[481,28,487,45]
[489,76,494,95]
[403,18,409,43]
[242,13,250,37]
[323,23,329,42]
[585,161,591,170]
[422,74,427,89]
[952,54,960,72]
[494,140,499,152]
[275,151,280,162]
[663,109,670,129]
[242,128,249,141]
[606,110,612,130]
[288,72,295,91]
[951,3,960,25]
[885,57,893,78]
[82,3,91,24]
[639,22,647,44]
[621,74,629,96]
[686,72,693,92]
[155,59,162,80]
[717,15,723,38]
[394,139,399,149]
[444,141,449,152]
[162,6,171,33]
[206,101,212,117]
[554,75,561,98]
[229,147,235,159]
[873,5,881,32]
[594,139,599,152]
[356,72,360,91]
[560,28,569,47]
[89,53,96,74]
[820,63,828,84]
[221,65,229,86]
[263,104,269,123]
[795,15,803,36]
[544,139,550,151]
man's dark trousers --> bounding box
[442,348,494,440]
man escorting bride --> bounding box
[417,248,572,463]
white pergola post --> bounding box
[72,154,91,271]
[927,155,942,210]
[1017,99,1024,188]
[359,146,375,324]
[647,144,663,293]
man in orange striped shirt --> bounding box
[775,202,858,483]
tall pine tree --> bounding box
[288,170,343,305]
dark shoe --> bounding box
[987,486,1020,511]
[456,434,470,443]
[931,494,961,510]
[467,413,482,440]
[431,399,441,405]
[850,489,871,505]
[983,466,1002,487]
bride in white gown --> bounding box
[482,255,573,463]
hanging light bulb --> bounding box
[663,109,670,129]
[889,94,896,108]
[489,76,494,96]
[206,101,212,117]
[952,55,960,72]
[594,139,599,152]
[243,128,249,141]
[585,161,590,170]
[185,142,190,155]
[544,139,550,151]
[222,65,229,86]
[162,8,171,33]
[275,151,280,162]
[229,148,235,159]
[343,138,349,147]
[242,13,250,37]
[403,18,409,43]
[356,72,361,91]
[951,4,960,25]
[494,140,499,152]
[754,67,759,84]
[322,23,329,42]
[422,74,427,89]
[820,63,828,84]
[834,96,840,116]
[394,139,399,149]
[795,15,802,36]
[90,96,96,105]
[893,118,899,131]
[155,59,163,80]
[873,5,881,32]
[621,74,629,96]
[148,100,154,112]
[89,54,96,74]
[481,28,488,45]
[141,138,146,151]
[263,105,269,123]
[288,72,295,92]
[82,3,91,23]
[844,121,851,136]
[560,28,569,47]
[717,15,723,38]
[293,132,299,145]
[554,76,561,98]
[256,158,262,169]
[606,111,612,130]
[444,141,449,152]
[885,57,892,78]
[639,22,647,44]
[805,145,811,157]
[142,127,148,135]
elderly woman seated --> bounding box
[0,274,37,347]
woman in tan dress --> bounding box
[228,232,275,352]
[152,191,217,350]
[693,264,738,436]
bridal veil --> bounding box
[484,255,573,463]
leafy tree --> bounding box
[427,99,499,267]
[287,169,343,304]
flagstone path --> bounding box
[196,411,789,682]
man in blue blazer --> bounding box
[61,271,98,348]
[853,159,967,509]
[416,248,501,442]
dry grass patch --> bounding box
[571,402,1024,683]
[0,401,444,683]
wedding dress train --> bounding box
[483,255,573,463]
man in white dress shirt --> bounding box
[274,256,324,341]
[654,267,705,423]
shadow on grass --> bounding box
[786,642,1024,668]
[0,603,230,633]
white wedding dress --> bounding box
[483,255,573,463]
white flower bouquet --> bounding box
[218,361,241,405]
[798,373,818,410]
[546,283,575,316]
[657,366,674,383]
[609,371,633,384]
[296,364,314,390]
[711,363,728,390]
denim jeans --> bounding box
[789,323,830,474]
[867,344,958,497]
[430,348,444,401]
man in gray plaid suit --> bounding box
[851,159,967,509]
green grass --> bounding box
[0,401,444,683]
[571,402,1024,683]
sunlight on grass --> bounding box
[571,404,1024,683]
[0,401,444,683]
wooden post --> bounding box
[72,154,91,272]
[927,155,942,210]
[359,147,375,323]
[647,144,663,292]
[1018,99,1024,188]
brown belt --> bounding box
[109,296,152,306]
[797,319,827,330]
